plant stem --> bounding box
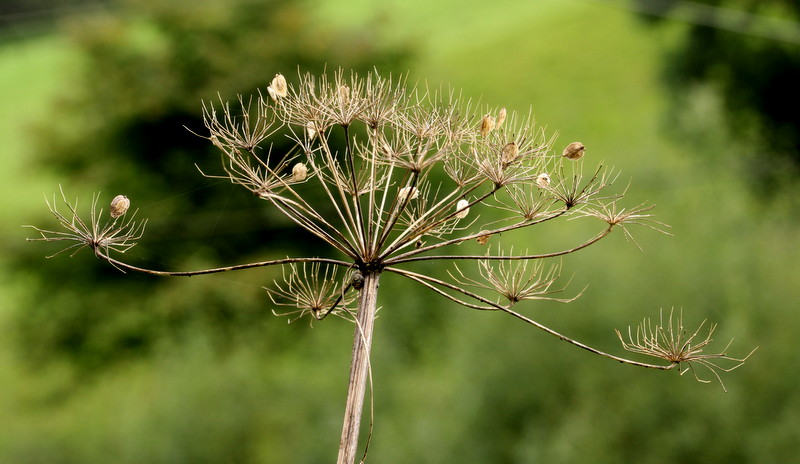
[337,270,380,464]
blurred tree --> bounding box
[15,0,411,372]
[0,0,113,34]
[636,0,800,186]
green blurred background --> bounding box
[2,0,799,462]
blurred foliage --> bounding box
[636,0,800,186]
[15,0,411,372]
[0,0,113,37]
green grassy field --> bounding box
[2,0,799,462]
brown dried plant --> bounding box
[27,69,753,464]
[616,308,757,392]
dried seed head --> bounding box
[109,195,130,218]
[480,114,496,137]
[338,85,350,106]
[305,121,317,139]
[291,162,308,182]
[267,73,288,100]
[501,142,520,166]
[496,107,507,129]
[536,173,551,188]
[562,141,585,160]
[398,186,419,202]
[455,199,470,219]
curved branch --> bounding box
[386,266,675,371]
[95,249,352,277]
[386,267,496,310]
[386,224,614,266]
[383,209,568,265]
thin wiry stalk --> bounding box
[377,177,498,260]
[313,129,366,252]
[97,249,352,278]
[342,125,368,246]
[384,209,569,264]
[386,224,613,265]
[387,266,677,370]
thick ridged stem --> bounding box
[337,270,380,464]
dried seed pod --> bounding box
[501,142,520,166]
[338,85,350,106]
[536,173,551,188]
[305,121,317,139]
[479,114,496,137]
[398,186,419,202]
[109,195,130,218]
[562,142,585,160]
[267,73,288,100]
[496,107,507,129]
[455,199,470,219]
[291,162,308,182]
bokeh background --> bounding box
[2,0,799,462]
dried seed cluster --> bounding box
[28,70,750,391]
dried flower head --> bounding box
[451,251,576,306]
[455,199,470,219]
[480,114,496,137]
[535,173,551,188]
[267,73,288,100]
[616,308,757,392]
[562,141,586,160]
[267,262,355,322]
[26,186,146,259]
[109,195,130,218]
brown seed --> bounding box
[562,142,585,160]
[496,107,507,129]
[479,114,496,137]
[338,85,350,106]
[476,233,493,245]
[501,142,519,166]
[109,195,130,218]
